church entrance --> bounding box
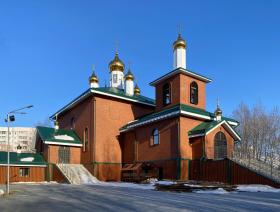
[58,146,70,164]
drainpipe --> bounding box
[134,131,137,163]
[177,119,181,180]
[92,97,97,175]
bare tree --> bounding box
[233,103,280,172]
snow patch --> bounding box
[0,189,4,195]
[194,188,229,194]
[237,185,280,193]
[20,157,34,162]
[54,135,74,141]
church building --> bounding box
[36,33,241,181]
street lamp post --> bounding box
[5,105,33,194]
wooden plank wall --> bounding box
[190,159,280,188]
[0,166,45,184]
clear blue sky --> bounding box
[1,0,280,127]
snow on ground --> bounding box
[0,189,4,195]
[237,185,280,193]
[194,188,229,194]
[11,181,58,185]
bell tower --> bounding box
[173,33,186,69]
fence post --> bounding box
[227,159,232,184]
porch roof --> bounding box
[188,120,241,141]
[120,104,239,132]
[0,151,47,167]
[37,126,82,147]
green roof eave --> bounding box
[188,120,241,141]
[50,87,155,119]
[0,152,47,166]
[149,67,212,86]
[120,104,239,132]
[37,126,82,147]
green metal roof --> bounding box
[188,121,221,136]
[0,151,47,166]
[120,104,239,132]
[37,126,82,146]
[149,67,212,86]
[91,87,155,105]
[188,120,241,141]
[50,87,155,119]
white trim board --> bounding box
[120,111,180,133]
[205,120,241,141]
[0,164,47,167]
[150,68,212,86]
[44,141,83,147]
[91,89,155,107]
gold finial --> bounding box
[89,65,98,83]
[125,62,134,81]
[177,24,182,36]
[109,44,125,72]
[173,25,186,50]
[215,98,222,118]
[134,84,140,95]
[115,40,119,55]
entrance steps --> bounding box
[56,164,100,185]
[231,157,280,184]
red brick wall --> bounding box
[155,73,206,111]
[43,145,81,164]
[205,126,234,159]
[57,93,154,181]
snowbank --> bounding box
[194,188,229,194]
[20,157,34,162]
[54,135,74,141]
[237,185,280,193]
[0,189,4,195]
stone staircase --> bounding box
[231,156,280,184]
[56,164,100,185]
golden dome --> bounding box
[173,33,186,50]
[125,69,134,81]
[134,84,140,95]
[214,106,222,116]
[109,53,125,72]
[89,71,98,83]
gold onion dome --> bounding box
[134,84,140,95]
[109,53,125,72]
[215,106,222,116]
[89,71,99,83]
[173,33,186,49]
[125,69,134,81]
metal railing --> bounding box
[57,163,77,184]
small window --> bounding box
[113,74,117,83]
[19,168,30,177]
[190,81,198,105]
[83,128,89,152]
[163,83,171,106]
[71,117,75,129]
[214,132,227,159]
[151,129,159,145]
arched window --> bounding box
[214,132,227,159]
[71,117,75,129]
[163,83,171,106]
[190,82,198,105]
[83,127,89,152]
[151,129,159,145]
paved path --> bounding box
[0,184,280,211]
